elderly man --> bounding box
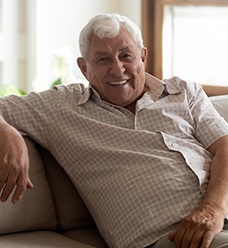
[1,13,228,248]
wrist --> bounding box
[200,199,227,219]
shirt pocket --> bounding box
[160,131,212,193]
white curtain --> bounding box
[2,0,19,86]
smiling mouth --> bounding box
[108,80,128,85]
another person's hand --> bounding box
[168,205,225,248]
[0,123,33,204]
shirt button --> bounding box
[136,124,141,129]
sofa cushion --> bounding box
[39,146,94,231]
[0,231,96,248]
[0,137,57,234]
[63,227,107,248]
[210,94,228,122]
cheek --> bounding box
[86,66,99,82]
[86,67,107,91]
[137,59,146,71]
[88,65,107,80]
[130,58,145,74]
[131,62,146,82]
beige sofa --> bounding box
[0,137,108,248]
[0,94,228,248]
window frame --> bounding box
[141,0,228,80]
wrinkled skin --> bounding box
[77,27,148,113]
[0,116,33,204]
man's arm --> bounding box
[168,135,228,248]
[0,111,33,204]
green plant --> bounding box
[0,84,26,96]
[50,77,62,88]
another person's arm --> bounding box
[169,135,228,248]
[0,111,33,204]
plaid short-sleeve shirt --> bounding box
[1,73,228,247]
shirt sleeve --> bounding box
[0,88,59,147]
[187,81,228,148]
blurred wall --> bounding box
[26,0,141,91]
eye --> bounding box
[96,57,109,65]
[98,57,107,61]
[121,53,133,61]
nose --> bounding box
[109,59,125,76]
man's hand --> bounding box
[168,205,224,248]
[168,136,228,248]
[0,119,33,204]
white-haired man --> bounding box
[1,13,228,248]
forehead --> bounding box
[88,29,138,54]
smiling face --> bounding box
[77,28,148,112]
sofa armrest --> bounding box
[203,85,228,96]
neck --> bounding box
[125,85,149,114]
[125,102,136,114]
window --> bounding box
[0,0,141,94]
[142,0,228,87]
[0,0,27,91]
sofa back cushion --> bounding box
[210,95,228,123]
[0,137,57,234]
[39,145,95,231]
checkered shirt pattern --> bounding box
[1,73,228,248]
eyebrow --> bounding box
[94,51,109,57]
[120,46,132,53]
[94,46,131,56]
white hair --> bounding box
[79,13,144,59]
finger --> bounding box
[0,173,8,193]
[11,175,28,204]
[200,231,214,248]
[0,174,17,202]
[174,226,187,248]
[189,230,204,248]
[26,177,33,189]
[168,230,176,241]
[174,220,199,248]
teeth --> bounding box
[108,80,127,85]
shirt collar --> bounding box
[145,73,182,98]
[77,73,182,106]
[76,85,93,105]
[144,73,165,101]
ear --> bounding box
[77,57,88,78]
[141,47,147,67]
